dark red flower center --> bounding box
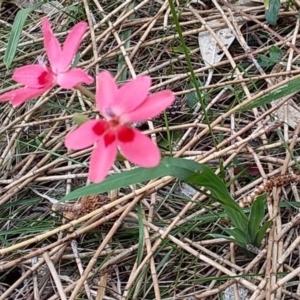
[92,119,134,147]
[117,126,134,143]
[37,69,54,86]
[92,121,109,136]
[104,132,116,147]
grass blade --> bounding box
[238,76,300,111]
[247,194,266,243]
[4,2,44,69]
[224,206,248,232]
[136,203,144,265]
[254,220,272,246]
[221,227,251,249]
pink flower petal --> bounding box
[12,65,53,88]
[60,22,87,72]
[96,71,118,118]
[121,90,175,123]
[117,127,160,167]
[42,18,62,73]
[65,120,103,150]
[56,68,94,89]
[113,75,152,115]
[89,137,117,183]
[0,86,49,106]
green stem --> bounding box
[75,84,96,101]
[167,0,217,148]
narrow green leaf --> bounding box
[209,233,252,256]
[239,76,300,111]
[61,157,241,212]
[222,227,251,248]
[117,29,131,81]
[254,219,272,246]
[248,194,266,242]
[224,206,248,231]
[265,0,281,26]
[72,52,81,68]
[136,203,144,265]
[185,169,242,211]
[170,46,191,54]
[4,2,44,69]
[208,233,236,241]
[116,2,134,81]
[157,249,173,271]
[61,157,182,201]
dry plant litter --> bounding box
[1,0,300,299]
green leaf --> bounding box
[265,0,281,26]
[0,235,9,247]
[186,79,204,109]
[257,54,274,68]
[269,45,282,61]
[61,157,240,212]
[222,227,251,249]
[257,46,282,68]
[224,206,248,232]
[136,203,144,265]
[209,232,251,255]
[247,194,266,242]
[72,52,81,68]
[117,29,131,81]
[254,219,272,246]
[186,90,198,109]
[238,76,300,111]
[116,2,134,81]
[157,249,173,271]
[170,46,191,54]
[208,233,237,243]
[185,172,242,212]
[4,2,44,69]
[73,113,90,125]
[209,232,255,257]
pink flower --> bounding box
[65,71,175,183]
[0,18,93,106]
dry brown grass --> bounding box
[1,0,300,299]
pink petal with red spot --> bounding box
[0,86,49,107]
[89,137,117,183]
[113,75,151,115]
[42,18,62,73]
[56,68,94,89]
[96,71,118,117]
[12,65,53,88]
[121,90,175,123]
[117,127,160,167]
[65,120,103,150]
[60,22,87,72]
